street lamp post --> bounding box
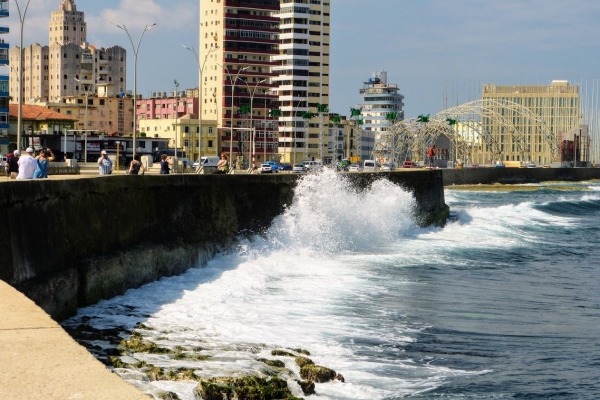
[74,78,92,163]
[217,63,248,172]
[112,22,157,159]
[237,78,266,169]
[14,0,32,152]
[182,44,219,162]
[174,79,179,172]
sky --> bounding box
[5,0,600,119]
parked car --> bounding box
[0,154,7,167]
[279,163,292,171]
[193,156,220,170]
[292,163,305,173]
[260,163,272,173]
[348,163,362,172]
[403,161,418,168]
[381,162,396,171]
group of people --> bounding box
[156,153,229,175]
[97,151,148,176]
[5,147,55,180]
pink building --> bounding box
[136,93,199,127]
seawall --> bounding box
[1,171,447,321]
[443,167,600,185]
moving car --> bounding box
[403,161,418,168]
[381,162,396,171]
[348,163,362,172]
[266,161,279,172]
[363,160,378,172]
[193,156,220,169]
[292,163,305,173]
[260,163,272,173]
[303,160,323,172]
[279,163,292,171]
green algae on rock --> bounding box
[271,349,296,357]
[258,358,286,368]
[195,376,303,400]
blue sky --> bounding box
[6,0,600,118]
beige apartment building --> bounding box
[10,0,126,105]
[42,95,134,136]
[482,81,581,165]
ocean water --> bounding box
[62,171,600,399]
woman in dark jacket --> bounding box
[160,154,170,174]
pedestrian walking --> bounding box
[98,150,113,175]
[16,148,37,179]
[33,148,55,179]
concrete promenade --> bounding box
[0,280,148,399]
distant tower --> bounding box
[49,0,87,46]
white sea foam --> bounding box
[65,171,494,398]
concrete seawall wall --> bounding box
[0,171,447,321]
[443,167,600,186]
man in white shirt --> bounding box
[16,147,37,179]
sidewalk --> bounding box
[0,280,148,399]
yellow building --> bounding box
[138,114,218,162]
[482,81,580,164]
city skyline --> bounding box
[4,0,600,119]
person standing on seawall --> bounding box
[427,145,436,169]
[128,153,146,175]
[160,153,170,174]
[33,148,55,179]
[98,150,113,175]
[7,149,20,179]
[16,147,37,179]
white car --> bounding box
[292,163,305,173]
[348,163,362,172]
[260,163,272,173]
[381,162,396,171]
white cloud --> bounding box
[87,0,198,40]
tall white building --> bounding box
[273,0,330,164]
[358,70,404,162]
[9,0,126,104]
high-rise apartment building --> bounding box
[0,0,9,153]
[358,70,404,163]
[9,0,126,104]
[199,0,279,167]
[274,0,330,164]
[482,81,581,165]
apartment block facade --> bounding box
[9,0,127,105]
[482,81,581,165]
[199,0,279,167]
[274,0,330,164]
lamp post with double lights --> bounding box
[216,63,248,171]
[174,79,179,172]
[237,78,266,170]
[112,22,157,159]
[182,44,219,162]
[14,0,32,152]
[74,78,93,163]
